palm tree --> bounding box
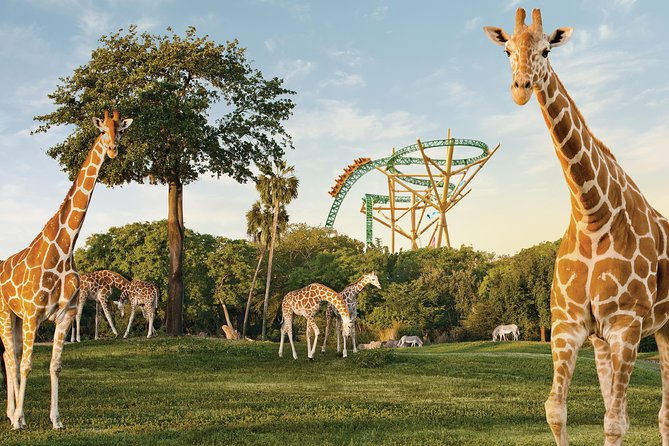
[257,161,299,340]
[242,201,287,338]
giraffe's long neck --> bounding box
[322,291,351,321]
[342,277,367,299]
[107,272,130,292]
[535,66,626,233]
[47,135,107,255]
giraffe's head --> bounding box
[91,110,133,159]
[364,271,382,289]
[113,300,125,318]
[483,8,572,106]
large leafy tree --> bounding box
[35,26,295,335]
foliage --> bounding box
[75,220,563,342]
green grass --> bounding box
[0,338,664,445]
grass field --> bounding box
[0,337,664,445]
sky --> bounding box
[1,0,668,256]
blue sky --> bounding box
[1,0,668,256]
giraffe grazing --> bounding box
[0,110,132,429]
[279,283,352,360]
[70,270,130,342]
[321,272,381,356]
[485,9,669,445]
[118,280,159,339]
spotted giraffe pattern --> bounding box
[119,280,159,339]
[485,9,669,446]
[278,283,352,360]
[70,270,130,342]
[0,110,132,429]
[321,272,382,355]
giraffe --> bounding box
[70,270,130,342]
[279,283,352,360]
[321,272,381,356]
[485,9,669,445]
[118,279,159,339]
[0,110,132,429]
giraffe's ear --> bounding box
[92,117,104,131]
[483,26,510,46]
[548,27,573,48]
[119,118,133,132]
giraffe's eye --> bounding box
[542,48,550,58]
[504,49,511,57]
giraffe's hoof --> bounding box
[309,357,314,361]
[52,418,63,430]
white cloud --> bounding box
[327,48,363,67]
[264,38,277,53]
[276,59,315,82]
[78,9,111,37]
[369,4,389,21]
[464,17,481,31]
[614,0,637,10]
[319,71,365,88]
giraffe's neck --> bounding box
[341,277,367,300]
[321,291,351,321]
[535,66,625,232]
[107,272,130,292]
[47,135,107,255]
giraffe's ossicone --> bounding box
[0,110,132,430]
[485,9,669,446]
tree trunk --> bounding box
[166,180,185,336]
[242,243,266,338]
[261,201,280,341]
[540,325,546,343]
[221,303,239,339]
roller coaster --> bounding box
[325,130,500,252]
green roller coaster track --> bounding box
[325,138,490,246]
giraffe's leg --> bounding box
[305,315,320,360]
[335,318,341,353]
[278,312,286,358]
[601,321,642,446]
[305,323,312,357]
[99,298,118,337]
[321,308,331,353]
[13,315,39,429]
[341,321,348,358]
[286,315,298,360]
[590,334,613,413]
[124,304,136,339]
[352,324,357,353]
[75,298,85,342]
[656,327,669,445]
[0,311,19,426]
[49,309,75,429]
[146,304,155,338]
[544,320,589,446]
[94,301,99,340]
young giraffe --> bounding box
[485,9,669,445]
[321,272,382,355]
[70,270,130,342]
[0,110,132,429]
[118,280,159,339]
[279,283,352,360]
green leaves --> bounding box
[35,26,295,186]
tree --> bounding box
[35,26,295,335]
[257,161,299,340]
[241,200,287,338]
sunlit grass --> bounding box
[0,338,663,445]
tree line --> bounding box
[72,221,560,342]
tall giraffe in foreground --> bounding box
[0,110,132,429]
[321,272,381,356]
[70,270,130,342]
[279,283,352,360]
[485,9,669,445]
